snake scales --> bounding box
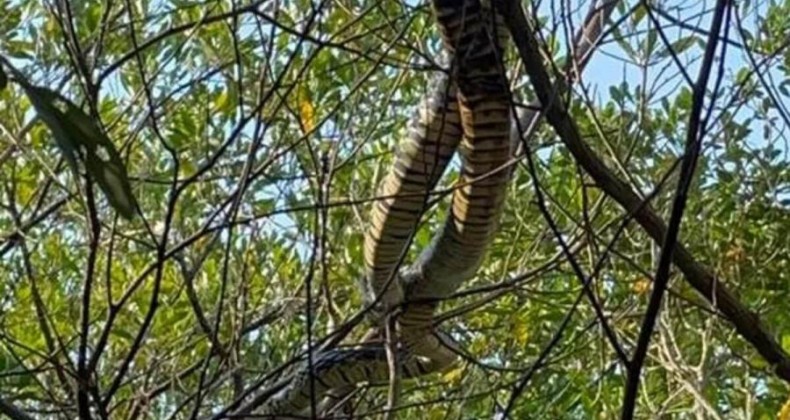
[258,1,513,416]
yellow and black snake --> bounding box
[359,54,463,323]
[258,1,513,416]
[258,330,462,417]
[398,0,512,379]
[405,0,512,302]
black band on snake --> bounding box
[257,1,513,416]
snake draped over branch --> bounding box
[256,1,514,417]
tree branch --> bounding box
[0,398,35,420]
[622,1,731,418]
[501,0,790,385]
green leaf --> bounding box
[782,334,790,352]
[671,36,698,54]
[22,85,81,172]
[0,65,6,91]
[631,4,648,27]
[110,327,135,342]
[676,87,693,110]
[645,28,658,55]
[657,36,698,59]
[21,83,137,219]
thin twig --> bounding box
[621,2,731,418]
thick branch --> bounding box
[623,1,731,417]
[501,0,790,383]
[0,398,35,420]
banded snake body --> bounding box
[258,0,514,416]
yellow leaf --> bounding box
[45,17,58,35]
[442,366,463,384]
[514,322,529,345]
[428,406,446,420]
[632,277,651,295]
[470,337,487,354]
[215,90,230,113]
[779,393,790,420]
[725,243,746,263]
[298,87,315,134]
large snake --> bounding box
[397,0,513,377]
[257,1,513,416]
[359,56,463,323]
[257,331,461,417]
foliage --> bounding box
[0,0,788,418]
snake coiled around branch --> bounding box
[257,1,513,416]
[399,0,513,375]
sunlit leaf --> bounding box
[632,277,651,295]
[779,395,790,420]
[298,85,316,134]
[1,1,789,418]
[441,366,463,385]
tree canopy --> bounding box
[0,0,789,418]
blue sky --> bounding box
[4,0,787,256]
